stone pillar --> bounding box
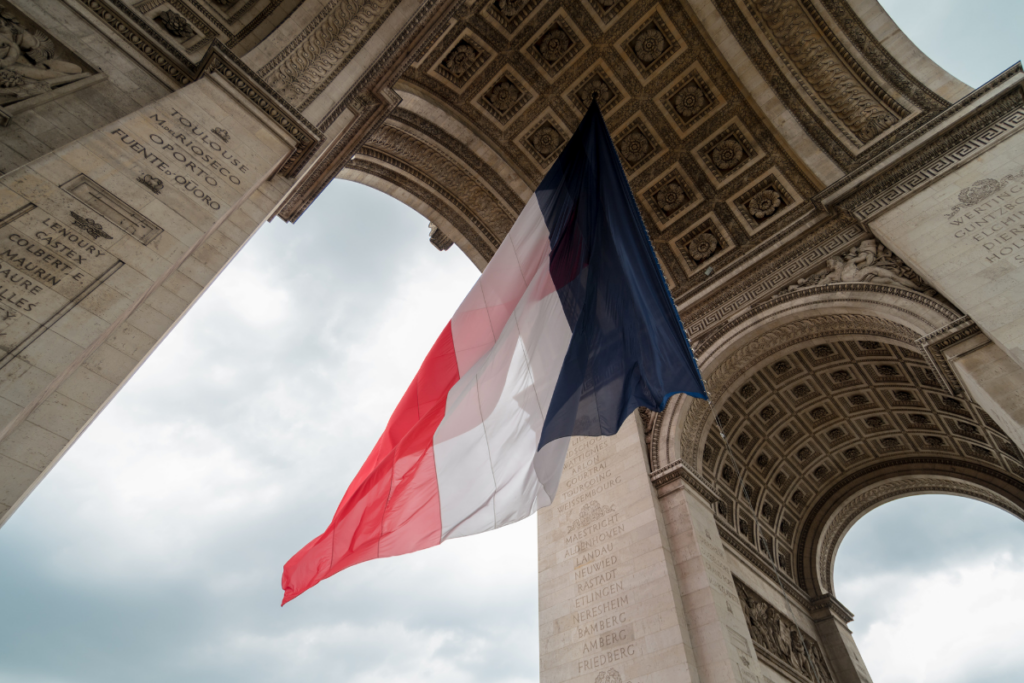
[538,415,701,683]
[658,481,766,683]
[0,74,297,525]
[868,126,1024,372]
[944,332,1024,450]
[811,595,872,683]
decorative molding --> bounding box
[258,0,394,109]
[850,105,1024,221]
[734,578,834,683]
[745,0,906,146]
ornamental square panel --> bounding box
[859,413,895,434]
[786,380,821,405]
[957,440,998,463]
[516,110,570,170]
[694,119,762,187]
[522,11,588,82]
[473,67,535,128]
[581,0,631,28]
[822,365,861,390]
[482,0,544,36]
[887,388,923,407]
[563,61,628,117]
[896,412,940,432]
[728,169,802,236]
[850,339,895,358]
[914,433,954,452]
[868,362,910,384]
[432,31,493,92]
[657,65,723,138]
[615,7,685,82]
[668,213,736,277]
[641,164,702,229]
[612,115,664,176]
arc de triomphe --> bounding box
[2,0,1024,681]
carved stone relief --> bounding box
[258,0,392,108]
[735,578,834,682]
[745,0,905,146]
[0,3,92,113]
[783,239,934,295]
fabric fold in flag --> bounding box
[281,101,707,604]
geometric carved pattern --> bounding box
[696,121,759,185]
[618,8,682,81]
[525,13,585,80]
[436,35,491,89]
[735,579,834,683]
[477,68,533,125]
[642,165,701,227]
[701,338,1020,581]
[852,108,1024,220]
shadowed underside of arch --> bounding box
[653,287,1024,599]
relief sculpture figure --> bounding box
[787,239,933,294]
[0,8,86,106]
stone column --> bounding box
[658,480,767,683]
[538,415,701,683]
[0,74,297,525]
[811,595,873,683]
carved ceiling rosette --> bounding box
[696,121,761,185]
[617,9,683,81]
[484,0,543,34]
[518,112,569,170]
[612,116,663,175]
[729,171,800,235]
[524,14,585,80]
[747,0,907,146]
[642,165,701,228]
[435,34,492,90]
[670,215,733,276]
[476,68,533,126]
[567,65,624,116]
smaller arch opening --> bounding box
[835,494,1024,683]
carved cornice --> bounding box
[821,71,1024,219]
[76,0,194,85]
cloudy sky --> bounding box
[1,1,1023,682]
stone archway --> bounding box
[654,285,1024,597]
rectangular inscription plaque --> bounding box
[0,203,122,366]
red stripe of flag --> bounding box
[281,323,461,604]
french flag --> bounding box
[281,103,706,604]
